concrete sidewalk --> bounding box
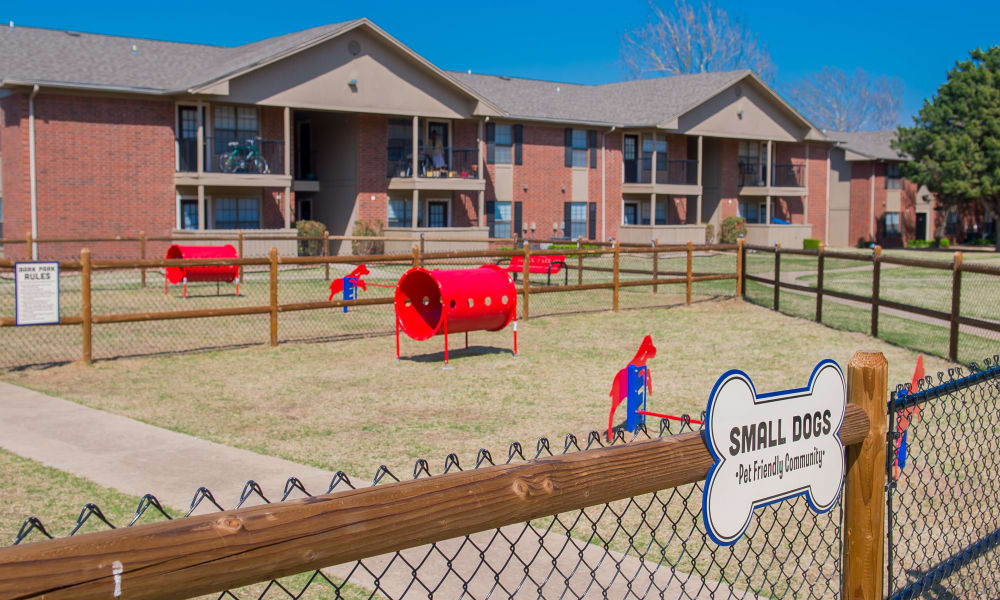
[0,381,339,512]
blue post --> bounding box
[342,277,356,313]
[625,365,648,432]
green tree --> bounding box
[893,47,1000,249]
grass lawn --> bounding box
[1,298,954,479]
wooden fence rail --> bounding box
[0,363,876,600]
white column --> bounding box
[196,99,204,175]
[411,116,419,178]
[283,107,291,177]
[283,186,291,229]
[477,119,485,228]
[766,195,772,225]
[766,139,773,186]
[197,185,206,231]
[650,132,657,185]
[696,135,703,224]
[650,193,656,227]
[411,189,419,228]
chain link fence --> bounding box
[11,415,841,599]
[886,356,1000,599]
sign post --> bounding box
[702,360,847,546]
[14,261,60,326]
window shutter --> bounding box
[486,200,496,237]
[486,122,495,164]
[513,124,523,165]
[563,202,572,238]
[588,130,597,168]
[564,128,573,167]
[588,202,597,240]
[513,201,523,239]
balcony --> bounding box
[737,161,806,196]
[622,159,701,196]
[175,136,289,187]
[387,146,484,192]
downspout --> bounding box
[28,84,39,259]
[601,126,616,241]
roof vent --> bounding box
[348,39,361,56]
[131,44,138,55]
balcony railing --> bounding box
[772,164,805,188]
[177,136,285,175]
[387,146,480,180]
[738,160,767,187]
[625,159,699,185]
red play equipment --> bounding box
[394,264,518,364]
[329,265,371,300]
[164,244,239,298]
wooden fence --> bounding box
[742,243,1000,362]
[0,351,885,600]
[0,242,742,365]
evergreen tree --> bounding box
[894,47,1000,248]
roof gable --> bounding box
[673,75,812,141]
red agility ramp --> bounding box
[164,244,239,297]
[394,265,517,363]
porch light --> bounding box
[348,78,358,90]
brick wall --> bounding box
[849,162,875,246]
[1,94,27,252]
[719,139,739,221]
[806,143,828,240]
[356,114,388,228]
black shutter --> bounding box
[589,130,597,168]
[513,124,523,165]
[486,200,495,237]
[486,122,495,164]
[564,128,573,167]
[564,202,573,239]
[513,201,523,239]
[588,202,597,240]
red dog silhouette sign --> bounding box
[702,360,847,545]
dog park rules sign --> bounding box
[702,360,846,546]
[15,262,60,326]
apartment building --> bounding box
[0,17,894,258]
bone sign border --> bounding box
[702,360,847,546]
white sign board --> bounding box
[702,360,846,546]
[15,262,60,326]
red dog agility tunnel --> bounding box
[394,265,517,362]
[164,244,239,297]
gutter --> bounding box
[28,84,39,259]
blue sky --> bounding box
[5,0,998,124]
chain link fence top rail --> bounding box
[886,355,1000,600]
[9,415,843,600]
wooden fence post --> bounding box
[323,230,330,281]
[871,246,882,338]
[269,247,278,347]
[238,231,244,285]
[773,241,781,311]
[737,238,745,298]
[652,237,659,294]
[577,237,583,286]
[81,248,92,365]
[816,243,825,322]
[685,240,693,305]
[139,231,147,288]
[842,351,887,600]
[949,251,963,362]
[411,244,420,269]
[420,233,426,258]
[522,240,531,320]
[612,240,620,312]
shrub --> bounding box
[548,243,602,250]
[937,237,950,248]
[857,239,875,249]
[720,217,747,244]
[351,220,385,255]
[971,237,997,246]
[704,223,715,244]
[295,220,326,256]
[907,239,933,248]
[803,238,820,250]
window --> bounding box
[946,210,959,234]
[567,202,588,238]
[884,212,900,236]
[214,106,258,160]
[655,200,667,225]
[740,200,767,224]
[640,201,651,226]
[387,118,413,177]
[495,124,513,164]
[494,201,512,238]
[214,198,259,229]
[571,129,588,167]
[886,163,902,189]
[624,202,639,226]
[738,141,767,186]
[388,198,411,227]
[296,198,312,222]
[428,201,448,228]
[181,200,198,230]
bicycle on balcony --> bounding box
[219,137,270,174]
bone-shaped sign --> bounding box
[702,360,846,546]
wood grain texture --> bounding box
[949,252,963,362]
[842,351,887,600]
[871,246,882,338]
[0,405,870,600]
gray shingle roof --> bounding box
[448,70,749,126]
[0,21,357,93]
[827,130,905,161]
